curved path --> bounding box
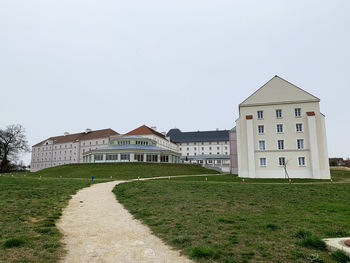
[57,180,193,263]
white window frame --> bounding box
[297,139,304,150]
[259,157,267,167]
[298,156,306,166]
[258,140,266,151]
[295,108,301,117]
[277,140,285,150]
[257,111,264,119]
[296,123,303,132]
[276,109,282,118]
[276,124,283,133]
[258,125,264,134]
[278,157,286,166]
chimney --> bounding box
[64,132,70,136]
[151,126,157,131]
[161,132,166,136]
[216,128,219,131]
[85,128,92,133]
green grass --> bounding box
[114,169,350,263]
[29,162,217,179]
[0,163,215,262]
[0,177,91,262]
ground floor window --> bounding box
[160,155,169,162]
[147,154,158,162]
[134,154,144,162]
[259,157,266,166]
[94,154,103,161]
[298,157,306,166]
[106,154,118,161]
[121,154,130,161]
[279,157,286,166]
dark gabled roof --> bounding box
[33,128,119,147]
[126,125,166,139]
[166,128,230,143]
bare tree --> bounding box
[0,124,30,173]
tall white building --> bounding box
[236,76,330,179]
[31,128,118,172]
[167,128,231,172]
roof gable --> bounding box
[240,76,320,107]
[126,125,166,139]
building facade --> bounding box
[166,128,233,172]
[236,76,330,179]
[31,128,118,172]
[83,135,181,163]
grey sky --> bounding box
[1,0,349,164]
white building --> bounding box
[236,76,330,179]
[166,128,231,172]
[31,128,118,172]
[123,125,179,152]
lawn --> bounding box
[114,169,350,263]
[0,177,92,263]
[0,163,215,263]
[30,162,217,179]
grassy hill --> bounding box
[31,163,218,180]
[114,168,350,263]
[0,163,216,263]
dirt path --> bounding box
[56,180,193,263]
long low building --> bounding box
[166,128,236,172]
[30,128,119,172]
[83,135,180,163]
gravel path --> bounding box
[56,181,193,263]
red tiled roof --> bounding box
[33,128,119,147]
[126,125,166,139]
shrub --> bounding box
[3,238,26,248]
[190,246,220,259]
[331,250,350,263]
[295,229,327,250]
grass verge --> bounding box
[114,169,350,262]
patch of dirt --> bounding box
[57,181,192,263]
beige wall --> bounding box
[237,101,330,179]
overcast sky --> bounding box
[1,0,349,164]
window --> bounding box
[276,109,282,118]
[134,154,144,162]
[278,140,284,150]
[179,147,182,151]
[96,141,98,145]
[106,154,118,160]
[279,157,286,166]
[201,147,204,150]
[187,147,189,151]
[298,157,306,166]
[121,154,130,161]
[217,152,220,154]
[276,124,283,133]
[295,108,301,117]
[225,146,227,150]
[209,147,212,150]
[297,139,304,150]
[259,158,266,166]
[258,125,264,134]
[257,111,264,119]
[296,123,303,132]
[259,140,265,151]
[217,147,220,150]
[94,154,103,161]
[194,147,197,150]
[160,155,169,162]
[146,154,157,162]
